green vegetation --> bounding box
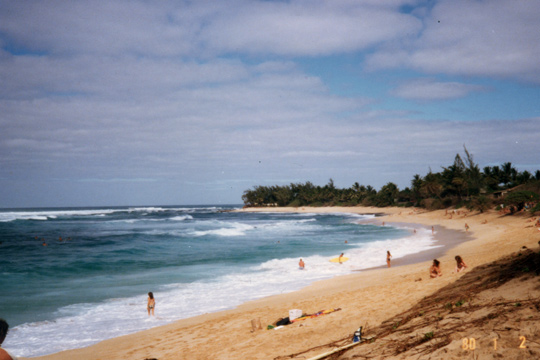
[242,147,540,213]
[504,191,539,213]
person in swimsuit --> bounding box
[338,253,344,264]
[429,259,442,278]
[0,318,16,360]
[454,255,468,273]
[386,251,392,268]
[147,292,155,316]
[298,258,305,269]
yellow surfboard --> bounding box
[329,257,349,263]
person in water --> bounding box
[0,318,16,360]
[338,253,345,264]
[299,258,305,269]
[386,251,392,268]
[454,255,468,273]
[430,259,442,278]
[147,292,155,316]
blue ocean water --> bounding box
[0,206,436,357]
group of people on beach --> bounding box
[298,250,394,270]
[430,256,467,278]
[297,239,468,283]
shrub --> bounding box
[422,198,444,210]
[287,199,303,207]
[471,195,492,213]
[504,191,540,212]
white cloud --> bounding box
[0,0,539,207]
[366,0,540,83]
[0,55,252,100]
[390,78,488,101]
[199,0,422,56]
[0,0,422,58]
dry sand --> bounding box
[27,207,540,360]
[339,246,540,360]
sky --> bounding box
[1,0,539,208]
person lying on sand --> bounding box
[454,255,468,273]
[430,259,442,278]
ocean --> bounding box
[0,205,438,357]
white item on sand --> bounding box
[289,309,302,321]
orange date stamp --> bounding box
[461,336,527,350]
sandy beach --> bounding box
[26,206,540,360]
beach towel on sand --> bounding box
[291,308,341,323]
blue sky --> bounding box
[1,0,539,207]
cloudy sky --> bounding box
[1,0,539,208]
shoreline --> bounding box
[356,221,473,272]
[25,206,539,360]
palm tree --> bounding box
[516,170,532,185]
[411,174,423,205]
[482,166,499,192]
[501,162,516,188]
[462,147,482,197]
[421,172,443,199]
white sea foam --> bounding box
[0,206,230,222]
[127,207,166,212]
[190,217,321,238]
[170,215,193,221]
[0,209,118,222]
[5,225,437,358]
[192,222,254,237]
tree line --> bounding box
[242,148,540,213]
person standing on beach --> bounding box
[147,292,155,316]
[429,259,442,278]
[0,318,16,360]
[299,258,305,270]
[465,223,470,232]
[386,251,392,268]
